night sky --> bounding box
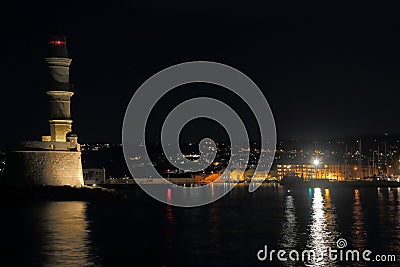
[2,1,400,146]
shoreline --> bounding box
[0,185,126,202]
[280,179,400,188]
[1,180,399,202]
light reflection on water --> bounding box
[280,195,298,249]
[352,189,367,249]
[1,185,400,266]
[305,188,339,266]
[376,187,400,259]
[41,202,93,267]
[279,194,298,267]
[350,189,368,267]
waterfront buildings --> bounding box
[83,168,106,185]
[277,163,395,180]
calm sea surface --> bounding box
[1,184,399,266]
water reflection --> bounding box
[279,193,298,267]
[3,186,400,266]
[280,195,298,249]
[324,188,339,242]
[41,202,93,267]
[163,204,176,266]
[161,183,235,206]
[306,188,339,266]
[351,189,367,251]
[377,187,400,258]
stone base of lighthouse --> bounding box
[6,150,83,187]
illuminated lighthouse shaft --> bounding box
[46,35,74,142]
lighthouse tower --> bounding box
[5,35,84,187]
[46,35,74,142]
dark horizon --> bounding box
[2,1,400,146]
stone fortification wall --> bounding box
[5,151,83,187]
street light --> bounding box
[313,158,320,178]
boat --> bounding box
[279,175,305,187]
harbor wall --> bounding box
[5,151,83,187]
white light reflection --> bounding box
[306,188,339,266]
[280,194,298,253]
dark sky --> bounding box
[2,1,400,145]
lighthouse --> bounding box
[5,35,84,187]
[46,35,74,142]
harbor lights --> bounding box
[313,158,320,178]
[313,159,320,166]
[324,164,328,178]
